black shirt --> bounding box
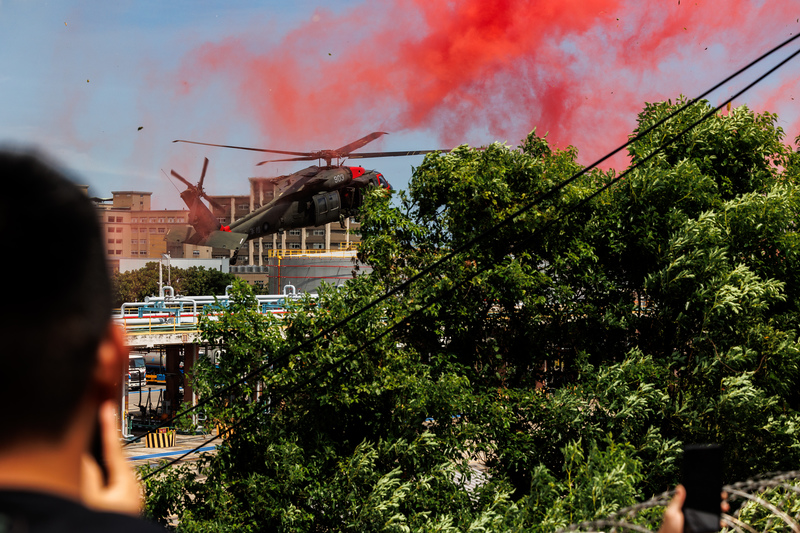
[0,490,166,532]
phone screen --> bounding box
[682,444,722,533]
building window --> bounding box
[115,239,122,244]
[132,217,138,223]
[107,227,114,233]
[289,229,302,236]
[149,228,156,234]
[237,204,249,210]
[107,238,114,244]
[313,229,325,236]
[149,218,156,223]
[107,250,114,255]
[168,217,174,223]
[115,250,122,255]
[158,228,166,234]
[290,243,301,249]
[131,239,137,244]
[177,217,184,223]
[192,250,200,257]
[263,243,272,250]
[158,217,165,223]
[312,243,324,249]
[107,216,114,223]
[131,251,138,256]
[115,227,122,233]
[116,217,123,223]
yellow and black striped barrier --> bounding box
[216,423,236,440]
[145,428,175,448]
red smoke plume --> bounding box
[176,0,800,168]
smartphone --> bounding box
[682,444,722,533]
[91,415,110,485]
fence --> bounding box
[558,471,800,533]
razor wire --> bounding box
[558,470,800,533]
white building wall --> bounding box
[118,258,231,273]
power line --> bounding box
[130,31,800,453]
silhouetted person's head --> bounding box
[0,149,112,448]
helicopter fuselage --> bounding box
[227,165,388,239]
[172,164,390,252]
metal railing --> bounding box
[264,247,359,258]
[116,285,309,335]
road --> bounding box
[126,383,166,409]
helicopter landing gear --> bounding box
[230,250,239,265]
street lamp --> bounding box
[159,253,171,297]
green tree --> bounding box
[112,262,160,306]
[145,279,518,531]
[111,264,236,306]
[172,266,236,298]
[144,99,800,531]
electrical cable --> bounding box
[140,40,800,477]
[129,31,800,451]
[129,31,800,448]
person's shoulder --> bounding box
[0,490,166,532]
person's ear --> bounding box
[93,324,129,400]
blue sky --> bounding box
[0,1,379,204]
[1,1,798,208]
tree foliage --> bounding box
[111,263,237,306]
[143,99,800,531]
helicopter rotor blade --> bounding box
[333,132,388,156]
[202,193,225,211]
[173,139,310,157]
[170,169,195,189]
[174,133,459,168]
[198,157,209,191]
[256,156,319,166]
[345,149,451,159]
[175,133,391,161]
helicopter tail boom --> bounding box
[166,226,247,250]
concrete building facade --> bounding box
[96,180,363,278]
[96,191,210,271]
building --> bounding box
[95,191,211,271]
[96,179,364,283]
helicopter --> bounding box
[166,132,448,264]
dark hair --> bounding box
[0,149,112,445]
